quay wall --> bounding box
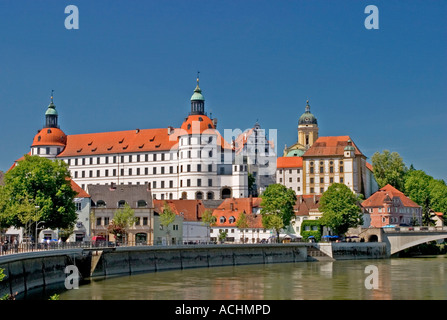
[0,242,388,297]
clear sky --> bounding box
[0,0,446,181]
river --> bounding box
[50,256,447,300]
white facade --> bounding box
[276,167,303,195]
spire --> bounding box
[305,99,310,113]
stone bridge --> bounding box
[358,226,447,255]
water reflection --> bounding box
[56,257,447,300]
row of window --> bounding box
[95,216,149,226]
[309,166,343,174]
[309,177,343,184]
[66,153,172,166]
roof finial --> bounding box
[305,98,310,112]
[51,89,54,103]
[196,71,200,86]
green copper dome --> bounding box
[298,100,317,125]
[45,102,58,116]
[344,140,355,151]
[287,149,305,157]
[191,85,205,101]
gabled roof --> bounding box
[294,195,322,216]
[362,184,420,208]
[212,197,263,228]
[277,156,303,169]
[303,136,363,157]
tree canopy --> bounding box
[260,184,296,241]
[319,183,363,236]
[372,150,407,190]
[0,155,77,231]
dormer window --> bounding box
[220,216,226,223]
[137,200,147,208]
[96,200,106,207]
[229,216,235,224]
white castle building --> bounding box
[26,79,251,200]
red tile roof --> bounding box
[153,199,208,221]
[55,115,232,158]
[276,156,303,169]
[69,179,91,198]
[362,184,420,208]
[212,197,263,228]
[303,136,363,157]
[294,195,322,216]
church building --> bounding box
[277,99,378,198]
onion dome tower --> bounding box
[190,72,205,115]
[31,91,67,158]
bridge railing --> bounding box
[383,226,447,233]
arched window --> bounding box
[220,216,226,223]
[118,200,126,208]
[221,188,232,199]
[207,192,214,200]
[196,192,203,200]
[96,200,106,207]
[229,216,236,224]
[181,192,187,200]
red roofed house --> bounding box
[210,197,270,243]
[17,79,249,202]
[362,184,422,227]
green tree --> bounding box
[260,184,296,243]
[319,183,363,237]
[108,203,137,244]
[235,211,249,243]
[372,150,407,190]
[404,170,435,226]
[159,201,177,245]
[0,155,77,231]
[428,179,447,214]
[201,208,217,243]
[218,229,228,244]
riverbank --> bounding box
[0,242,388,298]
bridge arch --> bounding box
[384,232,447,255]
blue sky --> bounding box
[0,0,446,180]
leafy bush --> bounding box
[300,220,322,242]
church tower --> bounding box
[297,99,319,149]
[283,99,319,157]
